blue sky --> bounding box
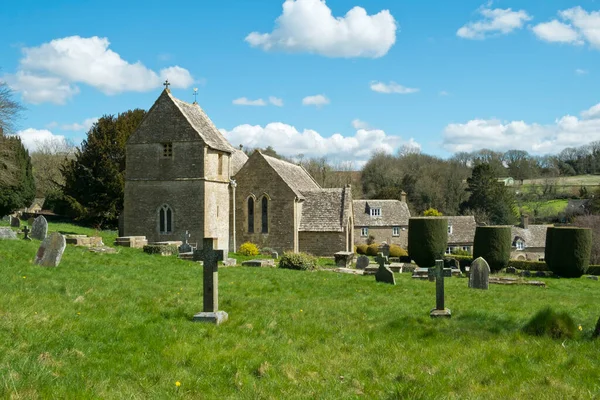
[2,0,600,165]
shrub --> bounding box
[239,242,259,256]
[545,227,592,278]
[545,227,555,272]
[355,244,368,255]
[366,235,376,245]
[278,252,317,271]
[142,244,178,256]
[588,265,600,275]
[408,217,448,268]
[423,208,443,216]
[451,248,471,256]
[522,307,576,339]
[507,260,548,271]
[389,244,408,258]
[366,243,380,256]
[473,226,511,272]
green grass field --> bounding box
[522,175,600,187]
[1,222,599,398]
[518,199,568,218]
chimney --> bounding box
[521,214,529,229]
[401,191,407,203]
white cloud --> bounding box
[442,102,600,154]
[60,117,99,131]
[302,94,330,106]
[220,122,416,164]
[233,97,267,106]
[351,119,369,129]
[576,68,588,75]
[5,36,194,104]
[457,7,532,39]
[370,81,419,94]
[269,96,284,107]
[532,7,600,48]
[439,90,450,96]
[245,0,397,58]
[16,128,69,152]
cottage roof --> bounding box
[231,149,248,176]
[261,153,321,198]
[447,216,476,245]
[511,225,551,248]
[299,187,352,232]
[168,91,234,153]
[352,199,411,227]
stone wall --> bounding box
[299,231,348,257]
[354,226,408,248]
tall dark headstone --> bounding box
[192,238,227,324]
[375,252,395,285]
[430,259,451,318]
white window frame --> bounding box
[370,208,381,217]
[448,224,453,234]
[462,246,469,252]
[361,227,369,237]
[392,227,400,237]
[445,246,453,255]
[516,240,525,251]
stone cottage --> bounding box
[353,198,411,247]
[232,151,354,256]
[511,215,550,261]
[446,216,477,255]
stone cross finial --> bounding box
[163,79,170,90]
[430,259,451,318]
[193,238,227,324]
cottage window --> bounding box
[392,227,400,236]
[370,208,381,217]
[247,197,254,233]
[462,246,470,252]
[159,204,173,234]
[448,224,453,234]
[261,196,269,233]
[361,227,368,237]
[162,142,173,158]
[516,240,525,251]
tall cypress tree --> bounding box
[0,135,35,216]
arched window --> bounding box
[247,197,254,233]
[159,204,173,234]
[261,196,269,233]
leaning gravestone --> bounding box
[0,227,17,240]
[375,252,395,285]
[355,255,370,270]
[31,215,48,240]
[469,257,490,290]
[10,216,20,228]
[34,232,66,267]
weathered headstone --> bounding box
[469,257,490,290]
[193,238,227,324]
[10,216,20,228]
[31,215,48,240]
[378,243,390,260]
[178,230,193,253]
[355,255,370,270]
[0,227,17,240]
[430,259,451,318]
[22,226,31,241]
[375,252,395,285]
[34,232,66,267]
[271,251,279,259]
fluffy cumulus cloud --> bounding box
[351,119,369,129]
[457,6,532,39]
[532,7,600,48]
[232,96,284,107]
[302,94,330,106]
[442,103,600,154]
[60,117,99,131]
[370,81,419,94]
[5,36,194,104]
[269,96,284,107]
[16,128,69,152]
[220,122,417,165]
[245,0,397,58]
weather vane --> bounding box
[193,88,198,104]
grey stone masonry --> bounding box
[31,215,48,240]
[469,257,490,290]
[35,232,66,267]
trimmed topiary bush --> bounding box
[545,227,555,273]
[355,244,368,255]
[239,242,259,256]
[278,252,317,271]
[408,217,448,268]
[389,244,408,258]
[545,227,592,278]
[522,307,576,339]
[366,243,380,257]
[473,226,511,272]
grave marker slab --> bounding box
[334,251,354,268]
[31,215,48,240]
[193,238,227,324]
[430,259,451,318]
[375,253,395,285]
[0,227,17,240]
[355,255,370,270]
[469,257,490,289]
[35,232,66,267]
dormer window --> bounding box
[162,142,173,158]
[448,224,453,234]
[516,240,525,251]
[370,207,381,217]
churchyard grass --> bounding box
[1,223,600,398]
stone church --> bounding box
[123,87,353,256]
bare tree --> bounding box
[30,137,77,196]
[0,80,23,135]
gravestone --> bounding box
[178,230,193,253]
[0,227,17,240]
[355,255,370,270]
[193,238,227,325]
[31,215,48,240]
[22,226,31,241]
[378,243,390,260]
[469,257,490,290]
[430,259,451,318]
[271,251,279,259]
[375,253,395,285]
[34,232,66,267]
[10,216,20,228]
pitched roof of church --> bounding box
[167,91,234,153]
[299,187,352,232]
[261,153,321,198]
[231,149,248,175]
[353,199,411,227]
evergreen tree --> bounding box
[61,109,146,227]
[0,135,35,216]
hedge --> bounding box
[355,244,368,255]
[444,255,473,268]
[278,252,318,271]
[546,227,592,278]
[389,244,408,258]
[473,226,512,272]
[545,227,555,272]
[507,260,548,271]
[366,243,380,257]
[408,217,448,268]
